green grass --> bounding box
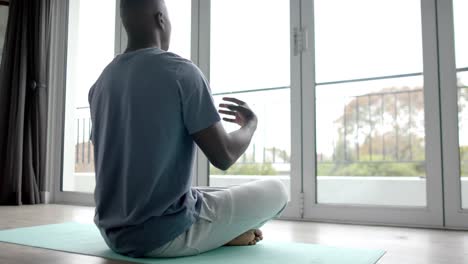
[317,161,425,177]
[209,160,468,177]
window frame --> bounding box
[51,0,120,205]
[48,0,468,229]
[301,0,445,227]
[194,0,303,219]
[438,0,468,228]
[51,0,216,206]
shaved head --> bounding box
[120,0,171,52]
[121,0,159,9]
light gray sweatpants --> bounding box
[145,179,289,258]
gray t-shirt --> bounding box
[88,48,220,257]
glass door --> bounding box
[193,0,302,217]
[62,0,117,194]
[61,0,192,196]
[314,0,425,207]
[439,0,468,228]
[207,0,292,196]
[454,0,468,211]
[55,0,464,228]
[302,0,444,226]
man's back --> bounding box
[89,48,220,257]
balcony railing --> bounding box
[73,109,289,173]
[324,88,425,164]
[73,86,468,174]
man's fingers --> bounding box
[223,97,245,105]
[223,118,237,123]
[218,110,236,116]
[219,103,241,111]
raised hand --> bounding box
[218,97,257,128]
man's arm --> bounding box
[192,97,257,171]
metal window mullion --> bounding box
[283,0,305,219]
[316,72,424,86]
[438,0,468,228]
[194,0,211,187]
[189,0,200,187]
[420,0,444,225]
[115,0,124,54]
[301,0,318,215]
[212,86,289,97]
[51,0,73,202]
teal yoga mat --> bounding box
[0,222,385,264]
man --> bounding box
[89,0,288,258]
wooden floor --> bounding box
[0,205,467,264]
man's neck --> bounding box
[125,39,162,53]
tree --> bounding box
[319,78,468,177]
[460,146,468,177]
[458,78,468,177]
[318,86,426,177]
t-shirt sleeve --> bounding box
[177,62,221,135]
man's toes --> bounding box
[254,229,262,236]
[225,231,257,246]
[254,229,263,240]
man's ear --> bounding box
[155,12,167,31]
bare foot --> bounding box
[225,229,263,246]
[254,229,263,242]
